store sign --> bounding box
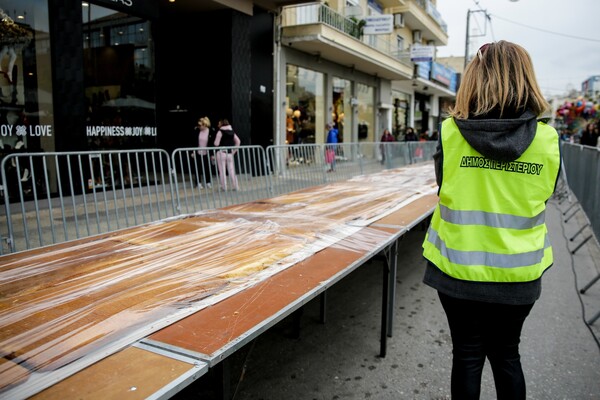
[431,62,454,87]
[367,0,383,14]
[410,45,434,62]
[89,0,158,18]
[363,15,393,35]
[0,124,53,137]
[86,126,157,137]
[415,61,431,80]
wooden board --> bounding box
[146,195,436,362]
[30,346,206,400]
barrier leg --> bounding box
[587,310,600,325]
[570,223,590,242]
[562,202,578,216]
[564,207,581,223]
[571,235,592,255]
[580,273,600,294]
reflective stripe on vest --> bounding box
[427,226,552,268]
[439,204,546,230]
[422,117,560,283]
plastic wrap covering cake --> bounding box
[0,163,436,398]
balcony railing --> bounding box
[281,3,412,67]
[415,0,448,34]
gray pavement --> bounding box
[175,197,600,400]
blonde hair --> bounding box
[449,41,549,119]
[198,116,211,128]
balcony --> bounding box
[390,0,448,45]
[280,3,413,81]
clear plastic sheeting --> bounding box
[0,163,436,398]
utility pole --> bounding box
[463,9,490,69]
[464,9,471,69]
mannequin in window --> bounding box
[0,45,17,82]
[0,9,33,84]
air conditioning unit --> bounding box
[393,13,404,28]
[412,30,422,43]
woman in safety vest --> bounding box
[422,41,561,399]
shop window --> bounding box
[392,90,410,139]
[285,64,324,145]
[82,3,156,150]
[356,82,374,141]
[332,77,351,143]
[0,0,53,153]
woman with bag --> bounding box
[213,119,241,191]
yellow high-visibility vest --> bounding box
[423,117,561,282]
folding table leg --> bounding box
[290,306,304,339]
[387,240,398,337]
[214,358,231,400]
[380,249,390,358]
[320,291,327,324]
[380,240,399,358]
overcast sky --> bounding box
[435,0,600,98]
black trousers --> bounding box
[438,292,534,400]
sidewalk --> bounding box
[174,197,600,399]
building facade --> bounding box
[0,0,456,156]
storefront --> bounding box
[0,0,412,160]
[0,0,53,153]
[285,64,324,145]
[82,1,158,152]
[282,48,379,146]
[0,0,159,154]
[0,0,280,158]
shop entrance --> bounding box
[332,77,351,142]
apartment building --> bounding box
[278,0,456,145]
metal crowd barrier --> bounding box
[561,143,600,241]
[0,149,174,254]
[560,142,600,325]
[171,146,273,215]
[267,141,437,196]
[0,141,437,254]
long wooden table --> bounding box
[0,164,437,399]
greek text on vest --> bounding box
[460,156,543,175]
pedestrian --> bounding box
[379,128,395,165]
[580,121,597,147]
[213,118,241,191]
[380,128,394,143]
[421,41,561,400]
[193,116,214,189]
[404,127,418,141]
[325,122,338,172]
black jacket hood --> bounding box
[454,110,538,162]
